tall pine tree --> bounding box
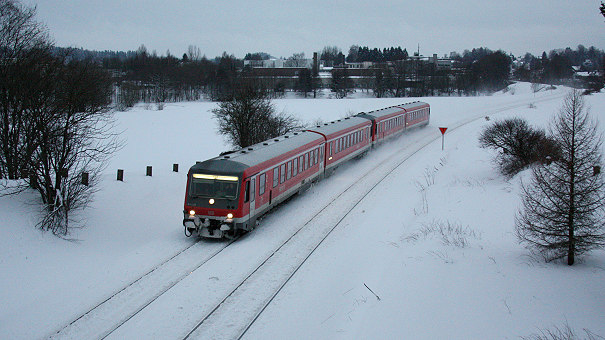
[516,90,605,265]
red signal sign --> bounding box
[439,127,448,150]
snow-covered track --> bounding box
[48,239,236,339]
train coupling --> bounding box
[183,217,210,237]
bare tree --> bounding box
[479,118,559,177]
[286,52,307,67]
[212,85,301,148]
[1,1,119,235]
[31,59,118,235]
[187,45,201,61]
[516,90,605,265]
[331,68,353,99]
[0,0,51,180]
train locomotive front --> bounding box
[183,158,248,238]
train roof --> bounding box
[190,130,323,175]
[306,116,370,138]
[361,101,429,119]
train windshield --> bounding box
[190,174,239,199]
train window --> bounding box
[329,142,333,156]
[293,158,298,177]
[305,153,309,168]
[244,181,250,203]
[314,149,318,164]
[286,161,294,180]
[273,168,278,188]
[280,164,286,184]
[299,155,303,172]
[320,146,323,160]
[259,173,266,195]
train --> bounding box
[183,101,430,238]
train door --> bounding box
[319,143,324,171]
[248,177,256,225]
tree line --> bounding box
[76,44,602,109]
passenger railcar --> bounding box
[183,130,324,238]
[183,102,430,238]
[307,116,372,176]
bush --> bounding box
[479,118,560,177]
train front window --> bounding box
[190,174,239,199]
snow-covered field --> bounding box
[1,83,604,339]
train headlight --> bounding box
[189,210,195,216]
[209,198,215,205]
[227,213,233,219]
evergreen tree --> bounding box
[516,91,605,265]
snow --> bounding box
[1,83,604,339]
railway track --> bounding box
[49,92,565,339]
[49,239,237,339]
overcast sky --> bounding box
[27,0,605,59]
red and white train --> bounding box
[183,101,430,238]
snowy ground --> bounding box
[1,83,604,339]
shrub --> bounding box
[479,118,560,177]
